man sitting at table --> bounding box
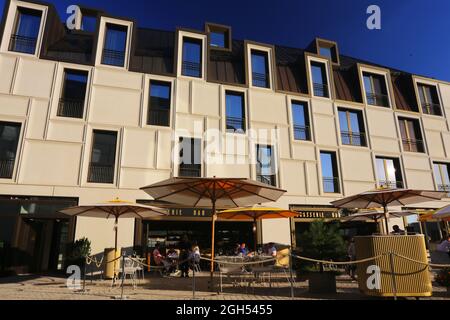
[238,243,249,256]
[153,243,172,274]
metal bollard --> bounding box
[388,252,397,301]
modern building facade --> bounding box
[1,0,450,273]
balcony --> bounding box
[182,61,201,78]
[179,164,201,177]
[293,125,310,141]
[341,131,366,147]
[252,72,269,88]
[0,159,15,179]
[9,34,37,54]
[402,139,425,153]
[377,180,403,189]
[421,102,442,116]
[322,177,340,193]
[226,116,245,133]
[101,49,125,67]
[256,174,277,186]
[313,83,329,98]
[366,92,389,107]
[87,163,115,184]
[57,98,85,119]
[147,108,170,126]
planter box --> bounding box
[354,235,431,297]
[308,272,336,294]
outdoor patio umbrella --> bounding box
[340,210,418,222]
[331,189,446,234]
[59,198,167,256]
[217,205,299,251]
[140,177,286,282]
[433,204,450,220]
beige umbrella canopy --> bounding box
[331,189,446,234]
[59,198,167,254]
[217,205,299,251]
[433,204,450,220]
[140,177,287,283]
[340,210,418,222]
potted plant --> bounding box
[435,267,450,296]
[297,220,346,294]
[66,237,92,269]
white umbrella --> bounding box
[433,204,450,220]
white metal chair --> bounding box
[120,257,137,289]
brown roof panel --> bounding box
[333,65,363,103]
[274,46,308,94]
[391,72,418,112]
[208,39,245,85]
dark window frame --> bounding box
[291,100,311,141]
[375,156,404,189]
[310,60,330,98]
[225,90,246,133]
[417,83,442,116]
[101,23,128,67]
[87,130,118,184]
[205,23,232,51]
[9,6,42,55]
[147,80,171,127]
[250,49,271,89]
[362,71,390,107]
[337,107,367,147]
[181,36,203,78]
[398,117,425,153]
[178,137,202,177]
[0,121,22,179]
[57,68,89,119]
[320,151,340,193]
[433,162,450,192]
[256,144,277,187]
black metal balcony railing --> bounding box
[57,98,85,119]
[322,177,340,193]
[179,164,201,177]
[313,83,329,98]
[9,34,37,54]
[366,92,389,107]
[101,49,125,67]
[252,72,269,88]
[87,163,115,183]
[341,131,366,147]
[182,61,201,78]
[147,108,170,127]
[377,180,403,189]
[402,139,425,153]
[256,174,277,187]
[438,184,450,192]
[0,159,15,179]
[293,125,310,141]
[226,116,245,133]
[421,102,442,116]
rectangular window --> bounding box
[210,31,226,48]
[363,72,389,107]
[375,157,403,189]
[256,145,277,186]
[338,108,366,147]
[147,81,171,126]
[225,91,245,133]
[320,151,339,193]
[57,69,88,119]
[0,122,21,179]
[182,37,202,78]
[179,137,201,177]
[433,162,450,192]
[291,101,311,141]
[310,61,329,97]
[398,117,425,153]
[88,130,117,184]
[9,7,42,54]
[417,83,442,116]
[101,23,127,67]
[251,50,270,88]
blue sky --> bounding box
[2,0,449,81]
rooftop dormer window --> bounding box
[9,7,42,55]
[81,13,97,33]
[310,61,329,98]
[251,49,270,88]
[181,37,203,78]
[417,83,442,116]
[205,23,231,50]
[101,23,127,67]
[363,72,390,107]
[316,39,339,64]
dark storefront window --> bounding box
[0,122,21,179]
[88,130,117,184]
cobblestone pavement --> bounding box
[0,273,448,300]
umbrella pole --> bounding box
[383,205,389,235]
[113,216,119,285]
[209,198,216,291]
[253,217,257,252]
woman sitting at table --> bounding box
[153,243,173,274]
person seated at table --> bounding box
[437,234,450,257]
[390,225,406,235]
[238,243,249,256]
[233,243,241,255]
[153,243,172,274]
[266,242,277,257]
[167,246,178,259]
